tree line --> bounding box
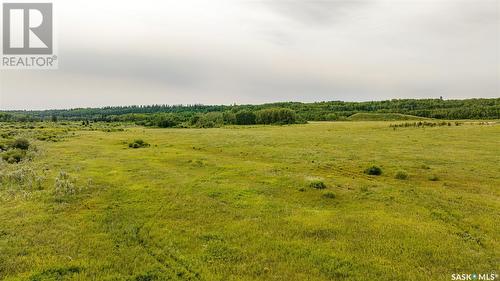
[1,98,498,125]
[136,108,299,128]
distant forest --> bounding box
[0,98,499,126]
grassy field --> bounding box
[0,121,499,280]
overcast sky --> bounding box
[0,0,499,110]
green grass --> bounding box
[347,113,430,121]
[0,121,499,280]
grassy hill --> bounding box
[0,121,498,280]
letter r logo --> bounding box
[2,3,53,54]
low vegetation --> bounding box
[0,162,44,191]
[128,139,150,148]
[390,121,464,128]
[322,191,336,199]
[309,180,327,189]
[1,149,26,163]
[429,175,440,181]
[11,138,30,150]
[347,112,428,121]
[395,170,409,180]
[0,138,32,163]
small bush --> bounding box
[128,139,150,149]
[428,175,439,181]
[322,192,336,199]
[309,180,327,189]
[12,138,30,150]
[0,164,44,190]
[395,170,409,180]
[1,149,25,164]
[54,171,78,196]
[364,166,382,176]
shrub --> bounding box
[189,115,201,126]
[222,112,236,125]
[395,170,409,180]
[324,113,338,121]
[12,138,30,150]
[309,180,327,189]
[255,108,297,125]
[191,112,224,128]
[428,175,439,181]
[235,110,256,125]
[1,149,25,164]
[322,192,336,199]
[0,164,44,190]
[364,166,382,176]
[128,139,150,149]
[154,114,180,128]
[54,171,78,196]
